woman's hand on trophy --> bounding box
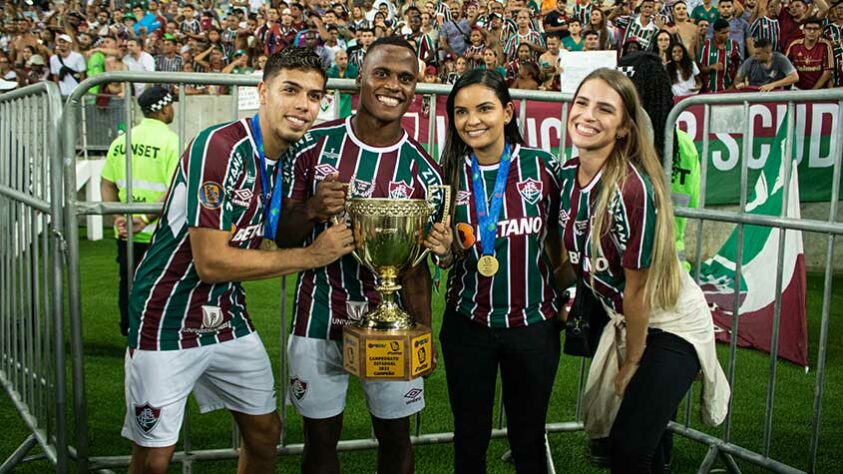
[424,215,453,258]
[309,222,356,267]
[308,173,347,222]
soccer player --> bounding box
[425,69,563,473]
[122,48,355,474]
[699,18,742,92]
[786,16,835,89]
[276,36,443,474]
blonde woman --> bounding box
[557,68,730,472]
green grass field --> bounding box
[2,236,842,473]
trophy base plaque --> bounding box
[343,325,433,381]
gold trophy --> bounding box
[340,185,450,381]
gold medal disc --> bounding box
[260,238,278,251]
[477,255,499,277]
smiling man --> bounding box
[123,48,355,474]
[276,36,443,474]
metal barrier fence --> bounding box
[0,83,67,472]
[1,70,836,472]
[663,89,843,474]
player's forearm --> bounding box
[275,201,317,247]
[400,263,432,327]
[194,244,315,283]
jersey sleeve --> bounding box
[284,139,317,201]
[611,169,656,270]
[540,152,561,231]
[184,130,238,231]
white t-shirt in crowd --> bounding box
[671,62,700,96]
[122,52,156,96]
[50,51,87,96]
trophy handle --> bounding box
[329,183,366,267]
[411,184,452,267]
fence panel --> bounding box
[664,89,843,474]
[0,83,67,473]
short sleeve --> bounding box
[611,170,657,270]
[184,132,237,231]
[284,143,315,201]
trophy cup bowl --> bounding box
[341,185,450,380]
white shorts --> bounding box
[287,335,425,420]
[122,332,276,447]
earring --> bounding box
[616,134,622,139]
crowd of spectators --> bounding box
[0,0,841,98]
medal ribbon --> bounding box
[251,114,283,241]
[471,142,511,257]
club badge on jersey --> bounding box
[471,143,511,278]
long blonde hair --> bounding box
[573,68,681,310]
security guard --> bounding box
[670,128,701,271]
[101,86,180,336]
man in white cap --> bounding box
[50,33,87,97]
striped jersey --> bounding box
[284,117,443,340]
[698,38,741,92]
[128,118,275,350]
[405,32,435,62]
[446,145,561,328]
[832,44,843,88]
[824,22,843,45]
[558,158,657,314]
[749,16,781,52]
[786,39,834,90]
[621,15,658,50]
[574,1,594,26]
[504,30,545,61]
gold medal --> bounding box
[260,238,278,251]
[477,255,499,277]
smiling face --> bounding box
[453,83,513,155]
[456,56,468,74]
[671,44,684,62]
[358,44,418,123]
[517,43,532,61]
[568,78,628,153]
[260,68,326,147]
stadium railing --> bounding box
[664,88,843,474]
[0,70,832,472]
[0,82,68,472]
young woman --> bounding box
[589,8,616,50]
[666,41,701,96]
[558,68,729,472]
[481,48,507,78]
[424,69,563,473]
[511,60,542,90]
[651,29,673,64]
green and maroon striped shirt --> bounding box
[129,118,274,350]
[284,117,443,340]
[446,145,562,328]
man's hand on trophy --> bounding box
[308,222,356,266]
[424,215,453,257]
[309,173,347,222]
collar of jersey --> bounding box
[462,143,521,170]
[344,116,408,153]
